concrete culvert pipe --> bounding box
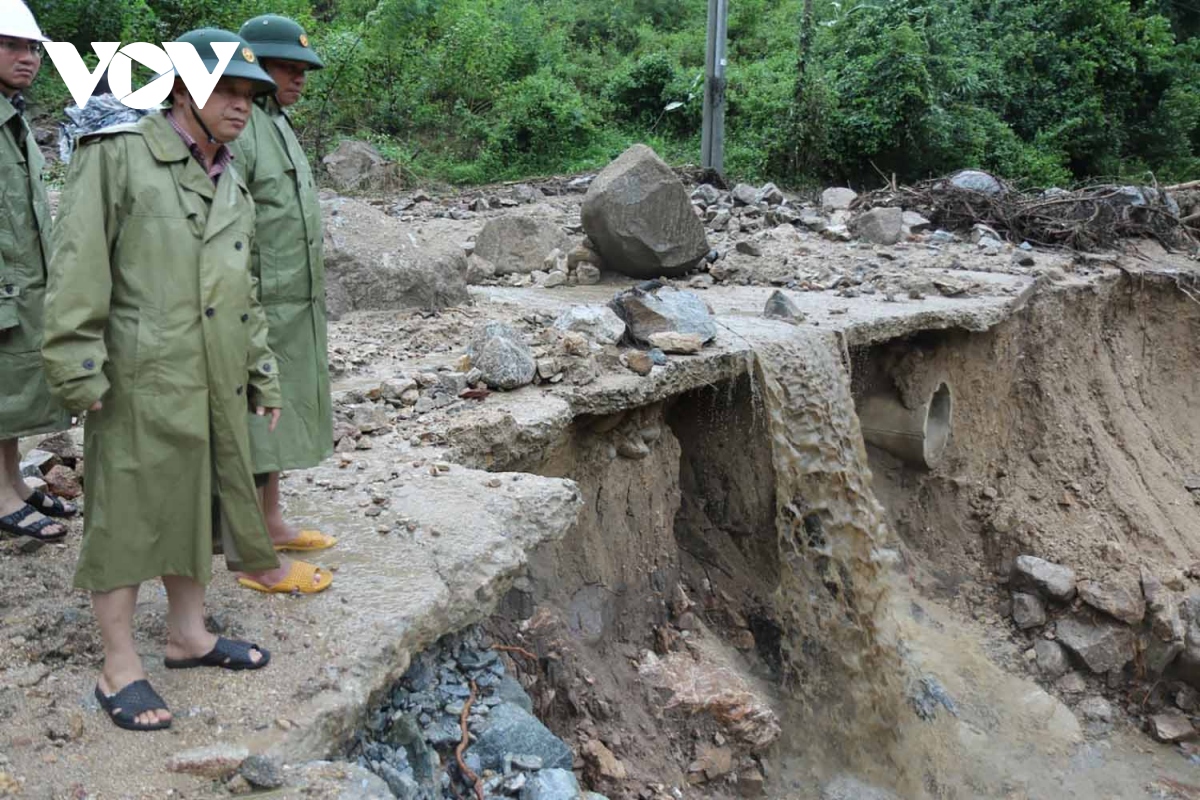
[859,382,953,469]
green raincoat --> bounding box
[42,113,282,591]
[0,93,70,439]
[230,97,332,474]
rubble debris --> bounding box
[582,145,710,279]
[1012,592,1047,630]
[166,744,249,779]
[763,290,805,324]
[609,286,717,347]
[1012,555,1078,601]
[1078,576,1146,625]
[1055,616,1136,674]
[322,139,397,192]
[1035,640,1071,680]
[851,207,905,246]
[821,187,858,211]
[553,306,626,345]
[1148,711,1197,743]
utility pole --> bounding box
[701,0,729,174]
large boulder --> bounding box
[472,703,573,773]
[1055,616,1135,674]
[1078,576,1145,624]
[949,169,1005,196]
[820,187,858,210]
[322,139,397,192]
[322,196,470,316]
[474,216,570,276]
[610,287,717,346]
[851,207,905,245]
[582,145,710,279]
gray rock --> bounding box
[691,184,722,207]
[821,775,899,800]
[474,703,572,773]
[1056,672,1087,695]
[1079,576,1145,624]
[950,170,1004,196]
[576,264,602,285]
[466,322,536,390]
[1149,711,1196,743]
[496,675,534,715]
[735,240,762,257]
[1177,685,1200,713]
[1077,696,1114,723]
[1012,555,1077,601]
[799,213,829,232]
[929,229,958,244]
[610,287,716,345]
[513,184,544,204]
[543,270,568,289]
[582,145,710,279]
[731,183,759,206]
[321,139,395,192]
[756,182,784,205]
[1012,592,1047,630]
[1056,616,1135,674]
[475,216,571,276]
[466,254,497,284]
[1035,640,1071,679]
[763,290,805,324]
[378,761,420,799]
[554,305,626,345]
[520,768,580,800]
[902,210,932,233]
[239,754,285,789]
[851,207,905,246]
[821,187,858,210]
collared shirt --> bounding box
[165,109,233,184]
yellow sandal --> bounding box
[238,560,333,594]
[274,529,337,552]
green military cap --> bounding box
[239,15,325,69]
[175,27,278,95]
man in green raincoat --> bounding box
[0,0,73,544]
[231,14,337,566]
[43,28,330,732]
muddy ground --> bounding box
[4,178,1200,799]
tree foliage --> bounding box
[26,0,1200,187]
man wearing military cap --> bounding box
[232,14,338,571]
[0,0,74,545]
[43,27,329,732]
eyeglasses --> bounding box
[0,39,44,58]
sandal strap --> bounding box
[0,505,65,541]
[28,489,70,514]
[99,679,169,722]
[211,637,263,666]
[0,505,36,527]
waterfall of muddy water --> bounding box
[756,335,941,796]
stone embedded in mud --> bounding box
[756,182,785,206]
[466,254,497,284]
[646,332,705,355]
[688,744,733,780]
[620,351,654,377]
[1012,592,1047,630]
[238,755,285,789]
[1055,616,1135,674]
[851,207,905,246]
[466,322,537,391]
[166,744,249,779]
[520,768,580,800]
[1035,640,1071,679]
[763,290,805,324]
[609,287,717,346]
[691,183,722,207]
[821,187,858,210]
[474,216,571,276]
[581,145,710,279]
[472,702,573,773]
[1012,555,1078,601]
[1149,711,1197,743]
[582,739,628,780]
[1079,576,1146,625]
[321,139,395,192]
[902,210,932,233]
[1055,672,1087,695]
[576,264,602,285]
[553,305,626,346]
[731,183,759,206]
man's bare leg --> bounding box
[162,575,264,664]
[0,438,65,537]
[262,472,300,546]
[93,586,171,727]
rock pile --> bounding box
[355,627,610,800]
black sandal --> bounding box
[0,505,67,543]
[164,637,271,671]
[25,489,78,519]
[94,680,172,732]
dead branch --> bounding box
[455,680,484,800]
[490,643,539,662]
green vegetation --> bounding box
[27,0,1200,188]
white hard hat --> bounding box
[0,0,49,42]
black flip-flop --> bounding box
[164,637,271,671]
[25,489,78,519]
[0,505,67,543]
[94,680,172,732]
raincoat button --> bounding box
[82,358,95,370]
[2,285,12,296]
[205,307,215,318]
[235,241,244,251]
[236,385,244,396]
[241,313,249,323]
[262,363,272,373]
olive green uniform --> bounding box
[231,96,333,473]
[42,113,282,591]
[0,93,70,438]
